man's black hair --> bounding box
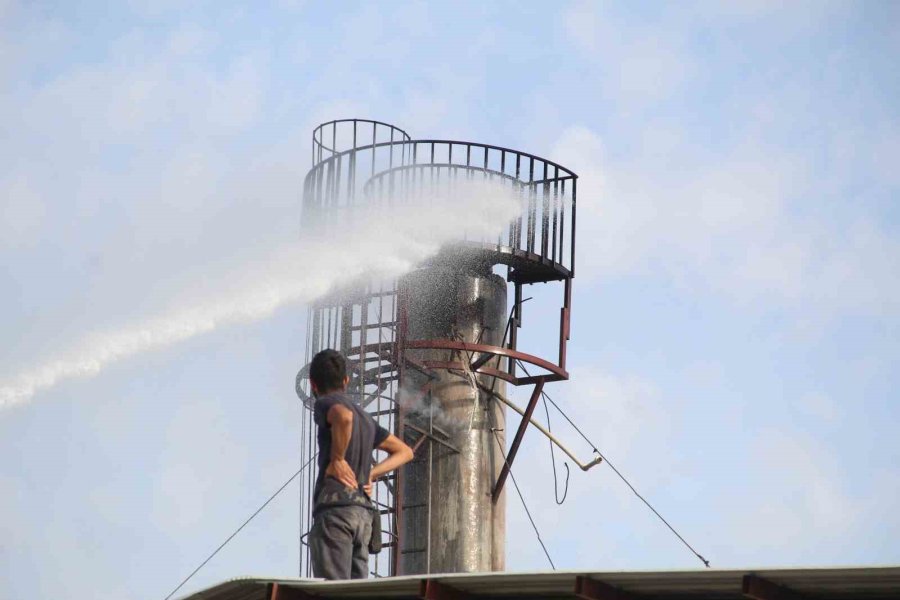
[309,349,347,393]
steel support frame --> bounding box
[574,577,638,600]
[743,574,806,600]
[419,579,472,600]
[491,378,545,504]
[266,582,317,600]
[392,281,410,577]
[406,339,568,383]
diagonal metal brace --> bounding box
[492,378,545,504]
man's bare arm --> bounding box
[325,404,357,490]
[370,434,414,483]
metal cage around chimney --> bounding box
[296,119,578,578]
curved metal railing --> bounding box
[302,132,577,279]
[312,119,412,166]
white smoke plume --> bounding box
[396,383,460,434]
[0,181,522,410]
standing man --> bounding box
[308,349,414,580]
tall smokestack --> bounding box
[296,119,578,579]
[400,265,507,573]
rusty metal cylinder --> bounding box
[400,264,507,574]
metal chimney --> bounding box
[296,119,578,577]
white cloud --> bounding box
[506,369,896,569]
[551,125,900,316]
[715,428,860,561]
[0,174,45,248]
[153,463,219,530]
[796,392,839,423]
[16,28,261,152]
[561,0,694,106]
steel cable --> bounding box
[487,405,555,570]
[542,393,570,505]
[515,360,710,568]
[162,454,317,600]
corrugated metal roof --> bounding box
[179,566,900,600]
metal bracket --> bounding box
[405,423,460,454]
[266,582,318,600]
[420,579,471,600]
[743,574,806,600]
[480,382,602,472]
[574,577,638,600]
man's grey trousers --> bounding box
[309,505,372,580]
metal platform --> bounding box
[179,566,900,600]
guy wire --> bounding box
[515,359,710,569]
[162,454,317,600]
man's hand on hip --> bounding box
[326,458,358,490]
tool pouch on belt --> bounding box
[368,507,382,554]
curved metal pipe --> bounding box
[479,384,602,472]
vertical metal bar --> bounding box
[310,303,325,578]
[299,333,305,576]
[392,280,410,576]
[430,143,436,212]
[325,303,332,349]
[425,393,433,574]
[328,156,341,217]
[359,301,368,403]
[509,282,521,378]
[374,283,384,576]
[403,146,411,208]
[322,158,332,226]
[515,154,522,250]
[541,161,549,259]
[388,130,396,209]
[551,168,559,264]
[559,179,566,267]
[389,128,395,167]
[401,135,407,171]
[571,177,577,274]
[372,121,377,177]
[527,158,536,254]
[313,161,323,223]
[335,154,344,229]
[560,278,572,370]
[388,281,399,576]
[335,306,341,352]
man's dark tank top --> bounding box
[313,391,389,514]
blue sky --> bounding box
[1,1,899,599]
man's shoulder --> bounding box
[316,393,364,420]
[315,392,349,409]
